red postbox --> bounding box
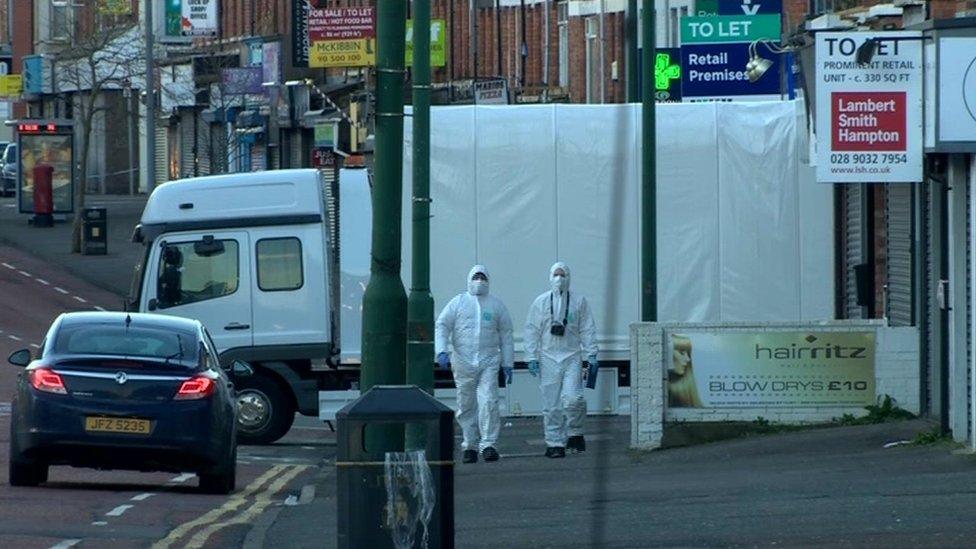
[32,165,54,228]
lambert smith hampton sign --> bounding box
[669,331,876,408]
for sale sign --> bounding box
[815,32,922,183]
[308,7,376,68]
[309,7,375,41]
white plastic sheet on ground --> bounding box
[402,101,834,359]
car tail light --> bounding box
[175,377,215,400]
[29,368,67,395]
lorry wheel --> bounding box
[235,375,295,445]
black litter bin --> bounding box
[82,207,107,255]
[337,385,454,549]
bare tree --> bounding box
[156,42,260,179]
[50,13,144,253]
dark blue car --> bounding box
[7,312,238,493]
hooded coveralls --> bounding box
[435,265,515,452]
[524,262,598,448]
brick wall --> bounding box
[11,0,32,119]
[630,322,921,439]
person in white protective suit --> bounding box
[524,262,598,458]
[435,265,515,464]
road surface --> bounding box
[0,244,331,548]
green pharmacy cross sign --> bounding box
[654,49,682,102]
[656,52,680,91]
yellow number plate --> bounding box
[85,417,151,435]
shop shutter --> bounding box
[844,184,866,319]
[885,184,914,326]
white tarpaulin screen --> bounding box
[402,101,833,359]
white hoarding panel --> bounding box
[655,102,722,323]
[402,102,835,360]
[181,0,218,36]
[938,38,976,145]
[718,101,800,320]
[475,106,558,343]
[555,104,640,350]
[403,106,479,322]
[815,31,923,183]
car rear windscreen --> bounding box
[53,324,199,366]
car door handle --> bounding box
[224,323,251,331]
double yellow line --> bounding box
[152,464,309,549]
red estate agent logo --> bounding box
[831,91,906,151]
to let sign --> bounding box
[815,32,923,183]
[680,15,780,44]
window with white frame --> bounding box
[49,0,71,42]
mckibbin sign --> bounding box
[815,31,923,183]
[668,332,876,409]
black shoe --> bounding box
[462,450,478,464]
[544,447,566,459]
[567,435,586,452]
[482,447,500,462]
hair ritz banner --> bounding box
[668,332,876,409]
[815,31,923,183]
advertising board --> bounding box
[815,32,923,183]
[181,0,218,36]
[669,332,876,408]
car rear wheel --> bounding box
[235,374,295,445]
[9,459,48,487]
[199,445,236,495]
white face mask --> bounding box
[469,279,489,296]
[551,276,568,293]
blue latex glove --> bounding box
[528,360,540,377]
[436,352,450,370]
[503,366,513,385]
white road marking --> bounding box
[1,262,14,269]
[91,521,108,527]
[131,492,155,502]
[73,296,87,303]
[55,287,69,295]
[49,540,81,549]
[106,504,134,517]
[170,473,195,483]
[36,278,50,285]
[18,270,31,277]
[30,344,40,349]
[8,335,21,341]
[0,402,11,415]
[94,306,107,312]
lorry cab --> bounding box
[130,169,343,444]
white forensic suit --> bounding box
[524,262,599,449]
[435,265,515,452]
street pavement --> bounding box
[269,416,976,548]
[0,194,146,299]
